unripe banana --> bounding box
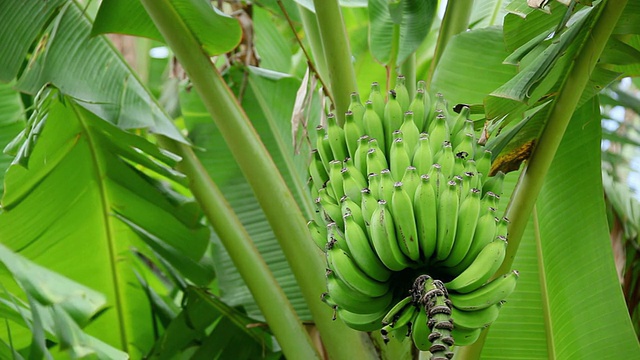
[381,296,414,326]
[368,173,381,199]
[481,191,499,212]
[317,190,343,229]
[476,149,492,179]
[449,302,503,331]
[399,111,420,155]
[348,92,365,128]
[409,89,427,132]
[390,137,411,181]
[440,188,482,267]
[454,133,475,161]
[445,237,507,293]
[411,308,431,351]
[433,93,452,129]
[428,114,450,156]
[325,240,390,297]
[394,75,410,112]
[343,111,364,159]
[381,305,419,343]
[315,125,333,172]
[450,326,482,346]
[428,163,445,196]
[309,149,329,191]
[341,167,366,204]
[307,219,327,250]
[327,114,347,161]
[368,82,385,120]
[496,218,509,238]
[434,141,455,179]
[384,90,404,152]
[379,169,395,206]
[483,170,505,197]
[328,160,345,201]
[461,171,476,197]
[363,101,386,147]
[451,105,471,136]
[344,212,392,282]
[435,181,459,261]
[366,140,388,175]
[336,302,393,332]
[354,135,370,176]
[414,175,438,260]
[327,221,349,254]
[370,200,412,271]
[412,133,433,175]
[448,270,519,311]
[326,272,393,314]
[401,166,420,200]
[341,195,365,230]
[360,188,377,229]
[392,182,421,262]
[449,207,498,274]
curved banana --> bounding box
[381,296,414,326]
[435,181,459,261]
[343,111,364,159]
[368,173,381,199]
[391,182,421,262]
[328,160,345,201]
[433,93,452,128]
[475,149,492,180]
[384,90,404,152]
[451,326,482,346]
[401,166,420,200]
[363,101,386,148]
[445,237,507,293]
[496,217,510,238]
[434,141,455,179]
[394,75,410,112]
[483,170,505,197]
[411,308,431,351]
[341,196,365,230]
[327,113,347,161]
[390,137,411,181]
[454,133,475,161]
[400,111,420,154]
[451,105,471,136]
[315,125,333,172]
[307,220,328,250]
[370,200,412,271]
[412,133,433,176]
[344,213,392,282]
[428,113,450,156]
[360,188,377,230]
[368,82,385,120]
[409,89,426,132]
[414,175,438,260]
[379,169,395,205]
[341,166,366,204]
[440,188,481,268]
[353,135,370,177]
[309,149,329,191]
[453,151,468,178]
[326,272,393,314]
[348,92,365,128]
[428,163,445,197]
[336,301,392,332]
[326,241,390,297]
[327,221,349,254]
[366,142,388,175]
[448,270,519,311]
[449,302,503,331]
[317,190,343,229]
[381,305,419,343]
[449,207,498,274]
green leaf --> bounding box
[254,7,292,73]
[93,0,242,56]
[0,82,26,194]
[469,0,509,28]
[368,0,437,66]
[0,0,186,142]
[0,96,210,357]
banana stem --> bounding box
[426,0,474,88]
[139,1,376,359]
[387,23,401,92]
[312,0,358,126]
[400,53,416,99]
[159,138,320,360]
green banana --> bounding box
[453,152,468,179]
[451,105,470,136]
[449,302,503,331]
[326,272,393,314]
[433,93,452,129]
[412,133,433,176]
[414,175,438,260]
[309,149,329,191]
[381,296,414,326]
[315,125,333,172]
[449,207,498,274]
[326,240,390,297]
[448,270,519,311]
[401,166,420,200]
[445,237,508,293]
[440,188,482,267]
[363,100,386,147]
[409,89,427,132]
[379,169,395,206]
[327,113,347,161]
[327,221,349,254]
[496,217,510,238]
[394,75,410,112]
[476,149,492,179]
[341,166,366,204]
[428,113,450,156]
[368,82,385,120]
[368,173,381,199]
[399,111,420,154]
[344,212,392,282]
[454,133,475,161]
[307,219,327,250]
[341,196,365,230]
[381,305,419,343]
[411,308,431,351]
[370,200,412,271]
[483,170,505,197]
[317,189,343,229]
[328,160,345,201]
[384,90,404,152]
[353,135,370,176]
[481,191,499,212]
[451,326,482,346]
[461,171,476,198]
[336,302,392,332]
[428,163,445,196]
[435,181,459,261]
[392,182,421,261]
[366,140,388,175]
[343,111,364,159]
[434,141,455,179]
[390,137,411,181]
[360,188,377,230]
[348,92,365,128]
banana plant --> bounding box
[0,0,639,359]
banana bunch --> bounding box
[307,76,518,355]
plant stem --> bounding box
[400,53,416,99]
[312,0,358,126]
[159,138,321,360]
[426,0,474,88]
[140,1,376,359]
[298,4,331,98]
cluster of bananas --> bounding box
[306,76,518,355]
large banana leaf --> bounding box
[0,93,211,357]
[0,81,25,193]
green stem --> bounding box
[312,0,358,126]
[400,53,416,99]
[387,23,400,92]
[159,139,320,360]
[298,5,331,97]
[426,0,474,88]
[139,1,375,359]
